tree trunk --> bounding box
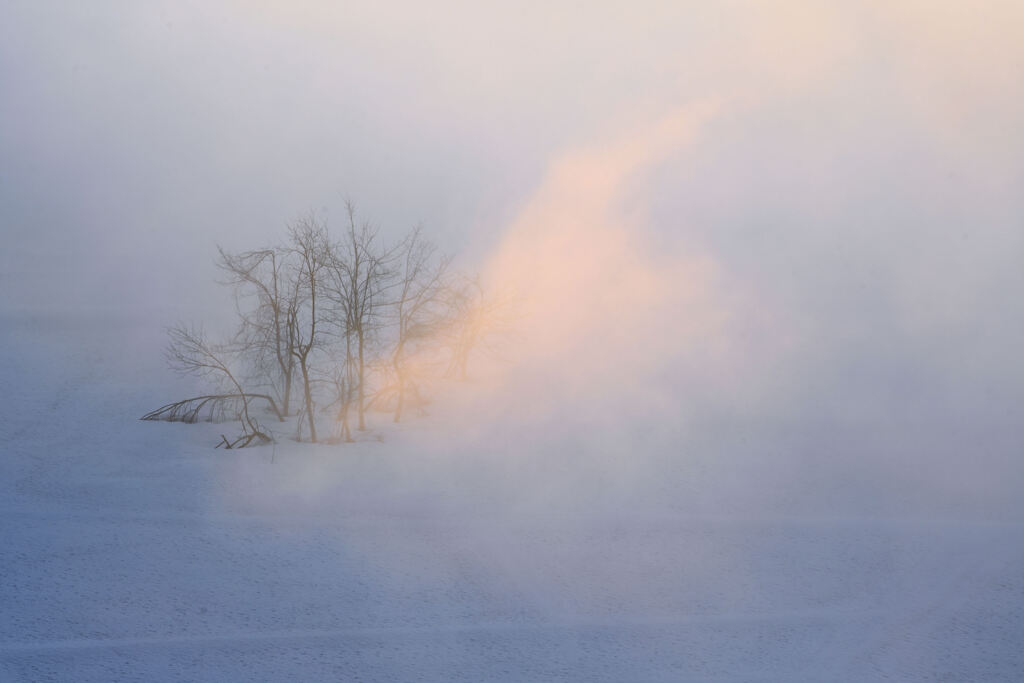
[282,365,293,416]
[299,356,316,443]
[357,327,366,431]
[338,403,352,442]
[394,375,405,423]
[393,342,406,423]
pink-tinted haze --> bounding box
[454,99,790,431]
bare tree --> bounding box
[286,214,331,443]
[319,342,357,442]
[444,275,516,380]
[388,227,450,422]
[162,324,276,446]
[216,246,299,415]
[324,201,396,431]
[144,199,505,447]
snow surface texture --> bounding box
[2,310,1023,682]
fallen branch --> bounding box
[141,394,284,424]
[215,431,272,449]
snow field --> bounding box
[2,311,1022,681]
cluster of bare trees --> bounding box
[143,204,507,447]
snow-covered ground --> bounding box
[2,309,1023,682]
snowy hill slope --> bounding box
[2,310,1023,682]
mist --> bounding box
[3,1,1024,680]
[4,0,1021,407]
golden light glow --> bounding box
[460,100,738,420]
